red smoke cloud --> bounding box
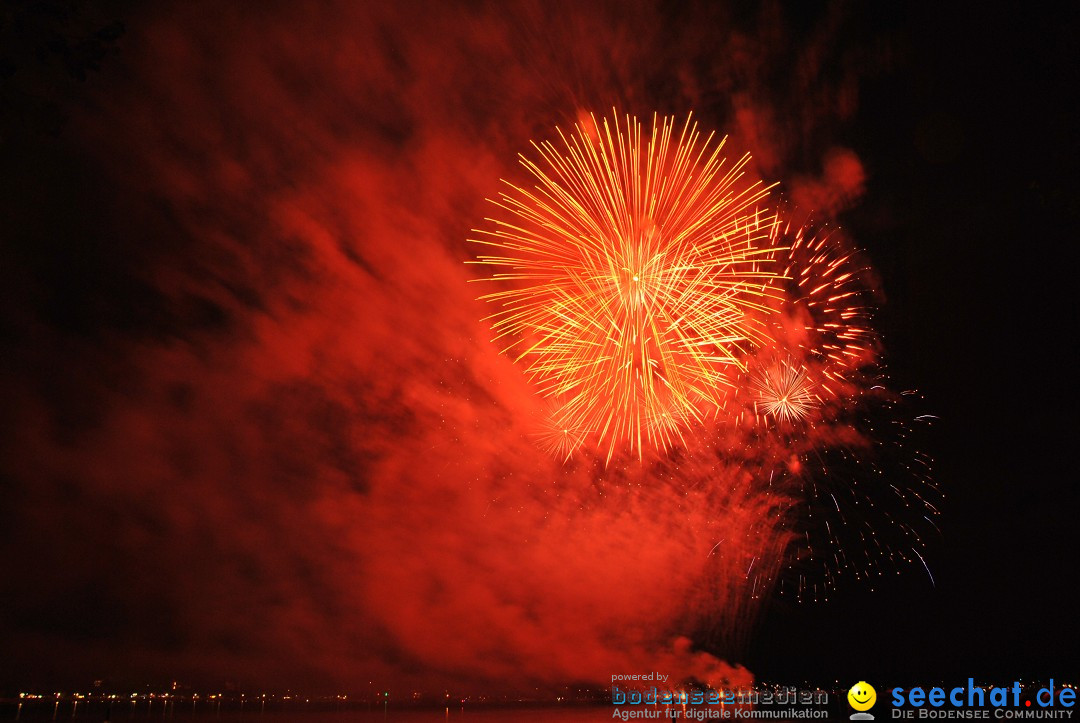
[791,147,867,215]
[0,0,891,692]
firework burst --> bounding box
[750,358,819,424]
[470,112,781,459]
[533,405,592,462]
[772,387,941,603]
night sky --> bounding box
[1,0,1077,694]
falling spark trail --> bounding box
[913,549,935,587]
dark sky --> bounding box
[749,2,1080,685]
[1,0,1077,693]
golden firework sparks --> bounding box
[470,112,782,459]
[750,358,819,424]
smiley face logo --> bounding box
[848,681,877,712]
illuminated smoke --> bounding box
[0,1,934,692]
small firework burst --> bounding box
[751,358,819,424]
[470,112,782,459]
[533,407,592,462]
